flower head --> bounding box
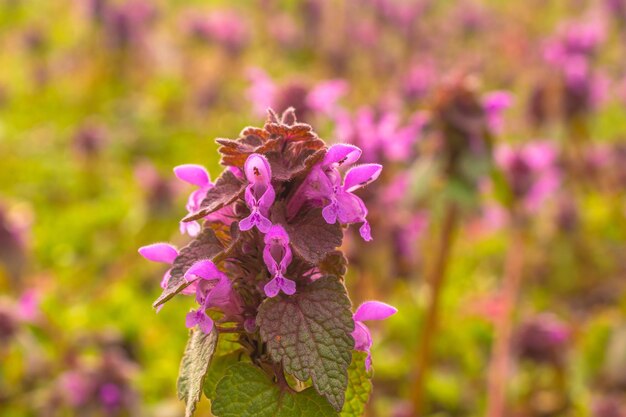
[138,243,179,289]
[239,154,275,233]
[352,301,397,371]
[290,144,382,241]
[262,225,296,297]
[174,164,213,236]
[183,259,236,334]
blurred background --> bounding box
[1,0,626,416]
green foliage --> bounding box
[203,351,246,401]
[340,351,373,417]
[257,276,354,411]
[212,363,338,417]
[177,329,218,417]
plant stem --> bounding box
[411,202,459,416]
[485,215,525,417]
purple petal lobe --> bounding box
[244,153,272,184]
[359,221,372,241]
[264,277,281,298]
[257,214,273,233]
[239,214,254,231]
[174,164,210,187]
[185,309,214,334]
[352,321,372,351]
[323,144,362,168]
[344,164,383,192]
[138,243,178,264]
[184,259,222,281]
[354,301,398,321]
[322,202,339,224]
[281,277,297,295]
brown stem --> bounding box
[411,202,460,416]
[485,215,526,417]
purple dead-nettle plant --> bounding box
[139,108,396,417]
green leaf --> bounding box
[211,363,338,417]
[340,351,373,417]
[257,276,354,411]
[177,329,219,417]
[203,351,245,401]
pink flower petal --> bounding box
[343,164,383,192]
[354,301,398,322]
[324,144,362,168]
[138,243,178,264]
[174,164,210,187]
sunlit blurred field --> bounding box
[2,0,626,416]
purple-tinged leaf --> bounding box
[257,276,354,411]
[319,251,348,279]
[280,107,297,126]
[177,328,218,417]
[183,170,245,222]
[153,229,224,309]
[286,208,343,264]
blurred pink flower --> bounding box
[186,9,250,55]
[495,141,560,212]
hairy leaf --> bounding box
[183,170,244,222]
[203,351,245,401]
[281,107,297,126]
[178,329,219,417]
[153,228,224,308]
[265,123,317,143]
[287,209,343,264]
[257,276,354,410]
[340,351,372,417]
[212,363,337,417]
[318,251,348,279]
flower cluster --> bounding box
[139,109,395,414]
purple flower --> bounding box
[335,108,425,163]
[262,225,296,297]
[174,164,213,236]
[246,68,347,119]
[239,154,275,233]
[99,383,122,409]
[305,79,349,115]
[290,144,381,240]
[483,91,513,134]
[183,260,234,334]
[495,141,560,212]
[185,9,250,55]
[17,289,40,322]
[138,243,179,289]
[352,301,397,371]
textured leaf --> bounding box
[265,123,317,143]
[318,251,348,279]
[178,329,219,417]
[153,228,224,308]
[287,209,343,264]
[257,276,354,410]
[217,134,264,167]
[340,351,372,417]
[212,363,338,417]
[203,351,245,401]
[183,170,245,222]
[281,107,297,126]
[266,148,324,182]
